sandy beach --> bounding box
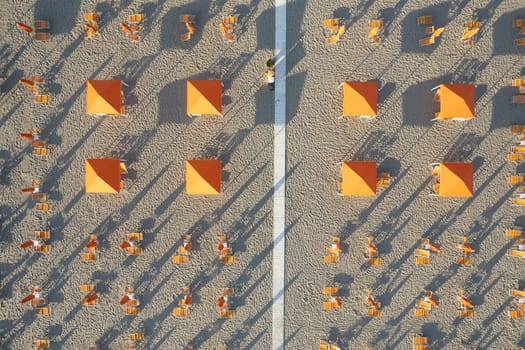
[0,0,525,349]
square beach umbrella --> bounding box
[187,80,222,117]
[86,80,124,116]
[85,158,123,193]
[438,162,473,197]
[342,81,378,118]
[435,84,475,120]
[186,160,221,195]
[341,161,377,196]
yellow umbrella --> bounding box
[186,160,221,195]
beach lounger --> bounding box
[129,25,142,32]
[126,306,140,315]
[224,32,236,42]
[324,255,339,263]
[85,13,99,21]
[173,307,188,317]
[513,198,525,206]
[417,300,432,310]
[127,33,140,41]
[35,231,50,239]
[31,298,45,308]
[509,153,524,162]
[509,248,525,257]
[32,140,45,147]
[367,257,381,265]
[35,245,50,253]
[510,309,525,318]
[367,309,382,317]
[34,147,49,156]
[19,78,35,88]
[181,32,192,41]
[466,21,481,28]
[32,193,47,201]
[516,38,525,46]
[82,252,96,261]
[511,175,524,184]
[369,20,383,28]
[130,333,144,341]
[432,27,445,38]
[415,249,430,257]
[185,22,196,35]
[36,306,51,315]
[513,19,525,28]
[320,341,329,350]
[221,247,233,256]
[34,339,50,348]
[418,16,432,25]
[512,125,525,133]
[173,255,188,264]
[508,228,523,237]
[415,309,430,317]
[180,14,196,23]
[35,203,50,211]
[323,19,339,33]
[127,232,143,241]
[127,247,142,255]
[456,256,471,265]
[416,257,430,265]
[513,95,525,103]
[413,334,428,345]
[220,255,235,264]
[17,22,33,34]
[34,21,50,30]
[35,33,50,41]
[220,309,235,318]
[460,309,475,317]
[129,14,144,23]
[223,16,237,27]
[419,36,435,46]
[425,26,435,34]
[512,79,525,87]
[80,284,96,293]
[323,287,338,295]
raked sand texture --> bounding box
[285,1,525,350]
[0,0,275,349]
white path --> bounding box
[272,0,286,349]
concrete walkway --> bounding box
[272,0,286,349]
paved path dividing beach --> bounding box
[273,0,286,349]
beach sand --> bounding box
[1,0,274,348]
[0,0,525,349]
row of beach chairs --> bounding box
[418,16,445,47]
[120,14,144,42]
[514,19,525,46]
[511,77,525,104]
[18,77,50,104]
[16,20,50,40]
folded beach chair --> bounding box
[186,22,196,35]
[367,291,381,309]
[32,140,45,147]
[432,27,445,38]
[34,147,49,156]
[82,293,98,306]
[35,230,50,239]
[418,16,433,25]
[509,153,524,162]
[35,306,51,315]
[129,14,144,23]
[19,78,35,88]
[34,339,50,348]
[34,20,50,30]
[17,22,33,34]
[181,32,192,41]
[425,26,435,34]
[35,33,50,41]
[515,38,525,46]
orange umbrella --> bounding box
[86,80,124,115]
[342,81,378,117]
[85,158,122,193]
[435,84,475,120]
[186,160,221,195]
[438,162,474,197]
[187,80,222,116]
[341,161,377,196]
